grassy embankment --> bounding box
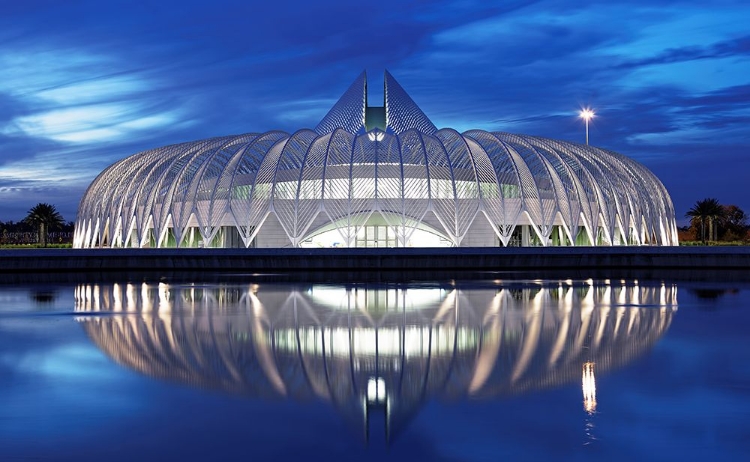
[0,244,73,249]
[678,241,749,246]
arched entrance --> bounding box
[299,213,452,248]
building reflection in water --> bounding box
[74,280,676,441]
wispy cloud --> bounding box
[4,104,184,143]
[613,35,750,69]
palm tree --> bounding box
[23,203,65,247]
[686,198,724,243]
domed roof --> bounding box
[74,72,677,249]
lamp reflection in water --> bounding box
[74,280,677,442]
[583,362,597,415]
[582,361,598,444]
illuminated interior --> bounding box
[299,213,451,248]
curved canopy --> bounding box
[75,72,678,248]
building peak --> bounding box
[315,71,436,136]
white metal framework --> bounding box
[74,71,678,248]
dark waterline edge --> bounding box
[1,247,749,284]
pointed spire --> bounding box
[315,71,367,135]
[315,70,437,135]
[384,70,437,135]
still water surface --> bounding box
[1,278,748,461]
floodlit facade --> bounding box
[74,71,678,248]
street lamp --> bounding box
[579,108,595,145]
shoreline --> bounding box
[1,247,749,283]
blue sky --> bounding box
[0,0,748,224]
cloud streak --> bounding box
[613,35,750,69]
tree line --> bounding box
[1,203,74,246]
[682,198,749,243]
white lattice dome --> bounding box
[74,71,678,248]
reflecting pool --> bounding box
[1,278,748,461]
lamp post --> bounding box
[579,108,595,145]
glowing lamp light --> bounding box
[579,108,595,145]
[579,108,595,121]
